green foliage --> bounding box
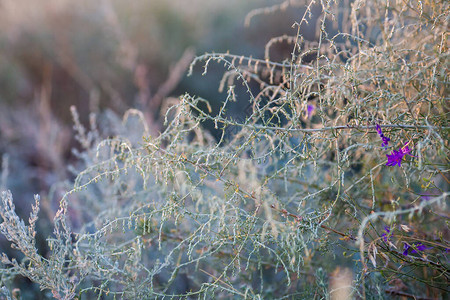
[0,0,449,299]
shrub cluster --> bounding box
[0,0,448,299]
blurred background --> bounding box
[0,0,322,200]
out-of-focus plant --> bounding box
[0,0,449,299]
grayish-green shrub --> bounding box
[1,0,448,299]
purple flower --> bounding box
[375,124,390,149]
[401,145,412,155]
[381,136,391,149]
[307,105,315,119]
[386,143,415,167]
[381,226,391,242]
[421,195,431,201]
[413,243,430,252]
[402,243,410,256]
[386,149,404,166]
[402,242,433,256]
[375,124,383,135]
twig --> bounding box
[270,204,357,241]
[385,289,433,300]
